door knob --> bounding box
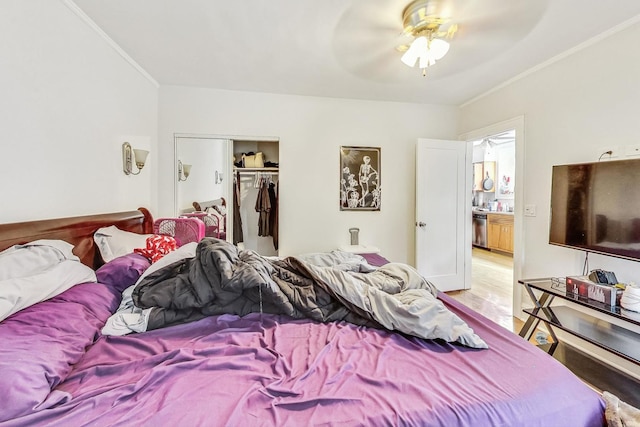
[417,221,426,228]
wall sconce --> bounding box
[122,142,149,175]
[178,160,192,181]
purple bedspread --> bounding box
[0,282,121,422]
[3,290,605,426]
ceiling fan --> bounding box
[331,0,546,83]
[472,130,516,147]
[397,0,458,76]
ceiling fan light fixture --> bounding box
[429,38,449,60]
[418,53,435,69]
[399,0,456,76]
[401,35,428,67]
[482,139,495,149]
[401,34,448,72]
[400,50,417,67]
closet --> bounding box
[233,139,279,256]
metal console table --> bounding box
[518,278,640,407]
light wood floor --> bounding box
[447,247,524,333]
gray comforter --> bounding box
[118,238,487,348]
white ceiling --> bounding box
[72,0,640,106]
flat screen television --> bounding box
[549,158,640,262]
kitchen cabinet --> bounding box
[488,213,513,253]
[473,161,496,192]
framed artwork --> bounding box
[340,146,381,211]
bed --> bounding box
[0,209,606,426]
[185,198,227,239]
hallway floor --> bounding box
[447,247,522,333]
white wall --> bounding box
[459,21,640,377]
[0,0,158,223]
[459,20,640,284]
[158,86,458,263]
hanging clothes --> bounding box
[255,175,271,237]
[268,181,278,250]
[233,171,244,244]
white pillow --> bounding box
[0,259,96,322]
[94,226,152,263]
[296,251,376,273]
[0,239,78,281]
[135,242,197,285]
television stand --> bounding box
[518,278,640,407]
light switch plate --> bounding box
[524,204,536,217]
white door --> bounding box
[416,139,472,291]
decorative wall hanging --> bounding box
[340,146,381,211]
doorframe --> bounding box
[458,116,526,320]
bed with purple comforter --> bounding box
[0,210,605,426]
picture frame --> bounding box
[340,146,381,211]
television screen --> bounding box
[549,158,640,261]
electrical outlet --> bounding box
[625,144,640,157]
[524,204,536,217]
[597,146,620,159]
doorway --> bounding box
[232,139,279,256]
[472,130,516,327]
[454,117,525,327]
[449,129,516,330]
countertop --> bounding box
[472,208,514,215]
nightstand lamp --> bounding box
[338,227,380,254]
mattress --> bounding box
[2,287,605,426]
[0,236,605,426]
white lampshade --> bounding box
[401,36,428,67]
[429,38,450,60]
[133,149,149,167]
[183,164,192,177]
[401,35,450,70]
[418,54,435,69]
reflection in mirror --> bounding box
[177,160,192,181]
[175,137,232,241]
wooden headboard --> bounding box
[0,208,153,269]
